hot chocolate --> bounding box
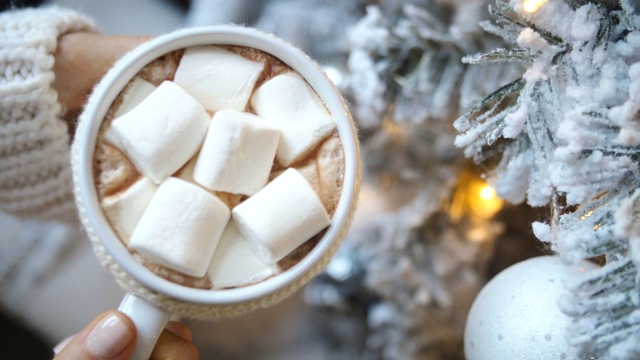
[94,45,345,290]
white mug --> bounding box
[72,26,361,359]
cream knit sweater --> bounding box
[0,7,95,223]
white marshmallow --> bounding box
[250,72,336,166]
[208,221,279,289]
[193,110,279,195]
[232,168,330,264]
[129,177,230,277]
[105,81,210,184]
[101,177,158,244]
[175,151,198,184]
[113,78,156,118]
[174,46,264,112]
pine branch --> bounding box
[494,0,565,44]
[582,147,640,162]
[561,258,640,358]
[456,78,525,130]
[619,0,639,30]
[478,19,520,42]
[595,10,614,49]
[462,48,537,64]
[455,2,640,356]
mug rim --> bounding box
[75,25,361,305]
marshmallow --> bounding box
[208,221,279,289]
[101,177,158,244]
[129,177,230,277]
[174,46,264,112]
[232,168,330,264]
[105,81,210,184]
[175,151,198,184]
[193,110,279,195]
[250,72,336,166]
[113,78,156,118]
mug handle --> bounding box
[118,293,172,360]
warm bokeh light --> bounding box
[449,170,504,222]
[523,0,547,13]
[467,227,490,243]
[480,185,497,201]
[581,209,594,220]
[470,182,503,219]
[381,111,407,142]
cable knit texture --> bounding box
[0,7,95,222]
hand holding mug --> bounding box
[53,311,198,360]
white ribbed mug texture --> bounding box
[71,26,361,319]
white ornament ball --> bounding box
[464,255,596,360]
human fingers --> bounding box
[53,310,137,360]
[165,321,193,341]
[150,323,199,360]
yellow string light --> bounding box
[449,169,504,222]
[480,185,497,201]
[581,209,595,220]
[469,182,504,219]
[523,0,547,13]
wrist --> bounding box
[53,33,152,115]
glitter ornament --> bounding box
[464,256,596,360]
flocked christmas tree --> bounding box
[455,0,640,358]
[254,0,640,358]
[274,0,640,359]
[305,0,519,358]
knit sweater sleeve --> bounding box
[0,7,96,222]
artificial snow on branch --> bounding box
[348,0,522,130]
[454,0,640,357]
[307,1,521,358]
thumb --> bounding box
[54,311,137,360]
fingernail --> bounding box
[53,334,75,354]
[85,313,134,359]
